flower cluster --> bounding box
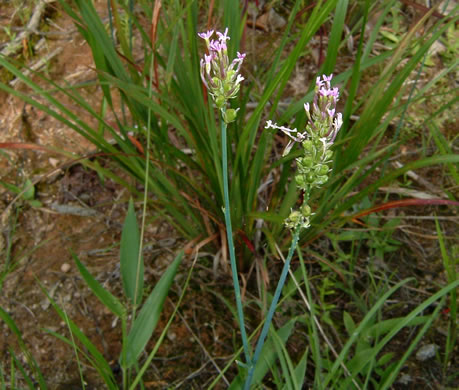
[198,28,245,123]
[266,74,343,229]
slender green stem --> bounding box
[243,225,301,390]
[61,298,86,390]
[221,114,252,366]
[126,50,154,387]
[121,317,128,389]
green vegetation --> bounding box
[0,0,457,388]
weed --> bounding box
[0,0,458,388]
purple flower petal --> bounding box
[204,53,213,64]
[216,27,230,43]
[198,30,214,40]
[210,40,226,52]
[316,76,324,88]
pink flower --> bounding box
[198,28,246,110]
[209,39,226,53]
[198,30,214,40]
[216,28,230,43]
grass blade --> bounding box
[229,319,296,389]
[123,251,183,368]
[323,278,413,387]
[120,198,144,305]
[39,284,117,387]
[72,252,126,318]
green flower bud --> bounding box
[223,81,232,93]
[285,210,311,229]
[223,108,238,123]
[212,77,221,88]
[301,157,314,168]
[215,95,226,109]
[314,175,328,185]
[300,204,311,217]
[324,150,333,160]
[302,140,314,154]
[295,174,307,188]
[285,210,301,229]
[306,173,316,184]
[297,158,313,174]
[318,124,328,137]
[285,210,310,229]
[228,85,240,99]
[315,164,329,175]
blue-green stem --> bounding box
[243,225,301,390]
[221,113,252,365]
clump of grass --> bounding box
[0,0,458,388]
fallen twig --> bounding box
[10,46,63,87]
[1,0,56,57]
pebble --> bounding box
[48,158,59,168]
[397,374,412,385]
[416,344,437,361]
[167,331,177,341]
[61,263,71,273]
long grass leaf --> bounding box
[333,154,459,218]
[322,0,349,74]
[40,284,116,387]
[379,301,443,390]
[123,251,183,368]
[337,11,458,170]
[8,353,36,390]
[45,329,116,390]
[72,252,126,318]
[323,278,413,387]
[129,250,198,389]
[120,198,144,305]
[229,319,296,389]
[0,308,46,388]
[349,281,459,384]
[271,328,299,390]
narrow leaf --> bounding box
[39,283,116,387]
[0,307,21,340]
[72,252,125,318]
[229,319,296,389]
[120,198,144,304]
[352,198,459,219]
[22,179,35,201]
[123,251,183,367]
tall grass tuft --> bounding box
[0,0,458,388]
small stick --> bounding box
[10,47,63,87]
[1,0,55,57]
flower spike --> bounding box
[265,74,343,229]
[198,28,245,122]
